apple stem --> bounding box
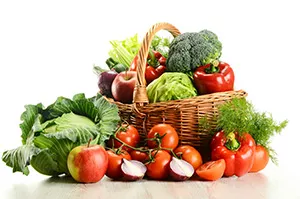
[87,137,92,148]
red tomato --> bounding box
[249,145,269,173]
[108,124,140,152]
[147,124,179,150]
[174,145,203,170]
[130,148,149,163]
[106,150,131,180]
[146,150,171,180]
[196,159,226,181]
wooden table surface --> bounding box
[1,162,299,199]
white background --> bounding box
[0,0,300,198]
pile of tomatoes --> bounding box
[105,123,226,181]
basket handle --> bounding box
[133,22,181,106]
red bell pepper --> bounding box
[193,61,234,95]
[210,131,256,177]
[130,50,166,84]
[145,65,166,84]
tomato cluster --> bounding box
[105,123,223,181]
[104,123,269,182]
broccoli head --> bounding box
[166,30,222,72]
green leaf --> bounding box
[40,126,100,143]
[108,34,140,67]
[2,145,42,175]
[34,136,76,174]
[20,104,43,144]
[90,134,101,145]
[31,149,61,176]
[45,94,100,122]
[147,73,197,103]
[150,35,171,58]
[50,112,96,132]
[93,96,120,143]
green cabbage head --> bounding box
[147,72,197,103]
[2,93,120,176]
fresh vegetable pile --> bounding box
[94,29,234,104]
[2,24,288,184]
[2,97,287,182]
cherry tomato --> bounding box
[174,145,203,170]
[146,150,171,180]
[130,148,149,163]
[108,124,140,152]
[196,159,226,181]
[106,150,131,180]
[249,145,269,173]
[147,124,179,150]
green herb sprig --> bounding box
[216,98,288,164]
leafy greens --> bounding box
[216,98,288,164]
[2,93,120,176]
[147,72,197,103]
[108,34,140,67]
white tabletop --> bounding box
[1,161,299,199]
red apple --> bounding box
[67,140,108,183]
[111,71,137,103]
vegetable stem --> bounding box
[87,137,92,148]
[112,135,149,153]
[225,132,240,151]
[205,60,220,74]
[160,147,179,159]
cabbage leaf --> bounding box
[147,72,197,103]
[2,93,120,176]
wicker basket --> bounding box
[110,22,247,158]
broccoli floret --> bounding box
[166,30,222,72]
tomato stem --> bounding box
[114,124,129,136]
[110,125,180,163]
[115,147,122,155]
[113,135,149,153]
[161,147,179,159]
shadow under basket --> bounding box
[107,22,247,160]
